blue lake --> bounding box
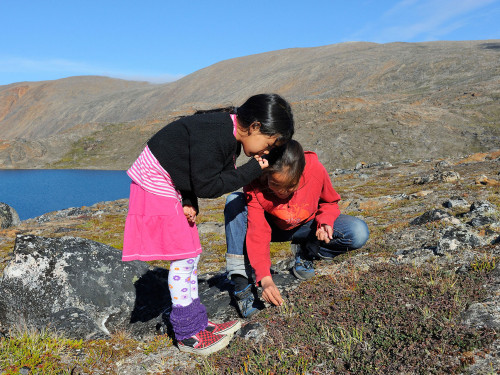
[0,170,131,220]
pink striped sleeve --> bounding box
[127,146,182,200]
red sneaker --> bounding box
[177,330,231,355]
[205,319,241,336]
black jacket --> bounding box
[148,112,262,212]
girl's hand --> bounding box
[183,205,197,224]
[260,276,283,306]
[316,224,333,243]
[254,155,269,169]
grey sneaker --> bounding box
[292,255,315,280]
[233,284,264,318]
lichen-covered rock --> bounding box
[460,266,500,374]
[392,247,437,266]
[0,235,170,340]
[470,200,497,215]
[410,209,451,225]
[0,202,20,229]
[461,298,500,330]
[442,196,469,209]
[439,170,460,183]
[413,175,434,185]
[0,234,301,341]
[413,171,460,185]
[237,322,267,343]
[468,216,496,227]
[436,227,483,255]
[461,266,500,330]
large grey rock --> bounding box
[460,266,500,374]
[0,234,301,342]
[436,227,483,255]
[461,297,500,330]
[442,196,469,209]
[410,209,450,225]
[461,266,500,330]
[0,235,170,340]
[470,200,497,215]
[0,202,21,228]
[462,200,500,244]
[413,171,461,185]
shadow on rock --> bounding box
[130,268,171,323]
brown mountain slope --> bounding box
[0,40,499,170]
[0,77,153,139]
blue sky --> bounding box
[0,0,499,86]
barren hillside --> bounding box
[0,40,499,170]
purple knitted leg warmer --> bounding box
[169,298,208,340]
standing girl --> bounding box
[122,94,294,355]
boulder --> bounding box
[410,209,450,225]
[0,235,300,341]
[413,171,460,185]
[470,200,497,215]
[435,227,483,255]
[461,266,500,330]
[442,196,469,209]
[0,235,170,340]
[0,202,21,229]
[460,265,500,375]
[469,216,496,227]
[439,170,460,183]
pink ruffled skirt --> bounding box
[122,182,202,261]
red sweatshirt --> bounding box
[244,151,341,283]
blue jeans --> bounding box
[225,192,370,279]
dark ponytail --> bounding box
[236,93,294,144]
[194,106,237,115]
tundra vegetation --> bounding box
[0,150,499,374]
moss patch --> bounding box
[205,263,497,374]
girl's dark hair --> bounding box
[263,139,305,189]
[194,93,294,144]
[194,107,236,115]
[237,93,294,144]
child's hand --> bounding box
[260,276,283,306]
[254,155,269,169]
[316,224,333,243]
[183,205,197,224]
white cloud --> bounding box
[0,56,183,84]
[383,0,420,18]
[349,0,498,43]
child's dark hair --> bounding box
[264,140,305,189]
[237,94,294,144]
[195,93,294,144]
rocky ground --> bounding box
[0,149,499,374]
